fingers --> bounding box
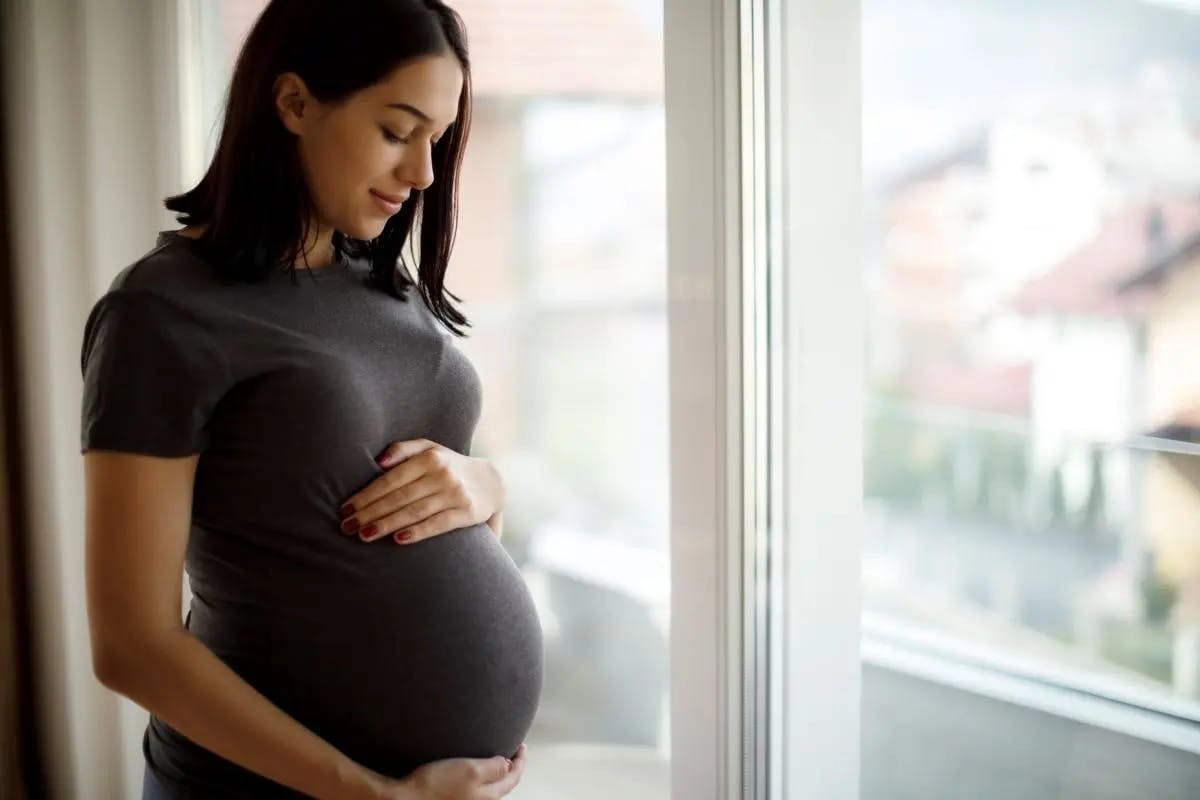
[347,475,442,541]
[389,508,471,545]
[375,437,438,468]
[354,501,472,545]
[341,450,463,535]
[342,455,427,517]
[474,755,514,786]
[483,744,527,798]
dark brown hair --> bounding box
[165,0,474,336]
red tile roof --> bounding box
[447,0,663,99]
[1012,198,1200,318]
[219,1,663,100]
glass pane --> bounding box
[859,3,1200,795]
[861,0,1200,787]
[187,3,669,798]
[865,0,1200,712]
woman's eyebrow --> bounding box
[386,102,433,123]
[386,102,456,131]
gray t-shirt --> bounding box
[80,231,543,798]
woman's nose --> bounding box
[396,147,435,192]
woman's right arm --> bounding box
[83,450,399,800]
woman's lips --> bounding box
[370,189,408,215]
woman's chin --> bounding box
[342,218,389,242]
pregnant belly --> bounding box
[186,522,544,780]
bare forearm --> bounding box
[100,628,386,800]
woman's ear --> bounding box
[273,72,312,136]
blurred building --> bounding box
[1119,223,1200,696]
[1011,198,1200,696]
[871,64,1200,698]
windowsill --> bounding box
[511,742,668,800]
[863,612,1200,755]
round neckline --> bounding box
[157,230,360,284]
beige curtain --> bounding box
[2,1,184,797]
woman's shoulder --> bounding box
[81,231,242,348]
[103,230,230,307]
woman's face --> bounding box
[276,53,464,242]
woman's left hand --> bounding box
[339,438,505,545]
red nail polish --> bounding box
[394,530,412,543]
[359,524,378,540]
[340,516,359,534]
[339,502,355,517]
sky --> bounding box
[863,0,1200,187]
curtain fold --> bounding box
[2,1,183,797]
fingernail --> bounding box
[359,524,378,540]
[504,759,512,771]
[340,516,359,534]
[339,502,355,517]
[394,529,412,543]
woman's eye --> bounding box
[381,127,410,145]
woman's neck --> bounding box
[296,224,336,269]
[176,223,338,269]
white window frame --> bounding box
[771,0,864,797]
[665,0,863,798]
[663,0,748,793]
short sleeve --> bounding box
[80,289,231,457]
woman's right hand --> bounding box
[375,744,528,800]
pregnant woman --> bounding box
[79,1,543,797]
